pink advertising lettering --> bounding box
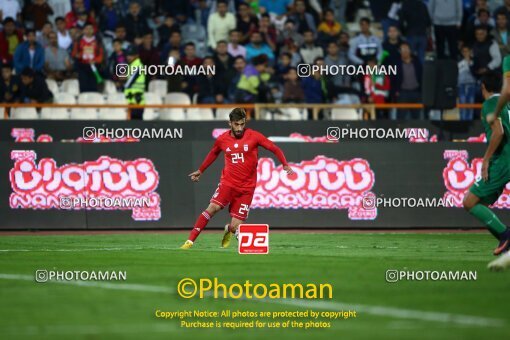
[9,151,161,220]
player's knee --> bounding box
[463,195,475,211]
[206,203,222,215]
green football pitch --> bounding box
[0,231,509,339]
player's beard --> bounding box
[232,128,244,138]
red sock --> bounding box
[188,211,211,242]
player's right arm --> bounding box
[490,56,510,123]
[188,140,222,182]
[482,117,504,181]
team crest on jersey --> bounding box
[234,143,238,148]
[244,144,248,151]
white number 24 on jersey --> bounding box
[231,153,245,163]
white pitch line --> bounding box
[0,247,178,252]
[264,299,505,328]
[0,273,505,328]
[0,274,174,293]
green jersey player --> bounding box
[463,73,510,264]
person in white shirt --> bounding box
[227,29,246,58]
[0,0,20,22]
[299,29,323,64]
[207,0,236,49]
[55,16,72,50]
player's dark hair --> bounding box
[481,72,502,93]
[229,108,247,121]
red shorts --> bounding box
[210,182,255,221]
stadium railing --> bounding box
[1,103,483,120]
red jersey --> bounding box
[199,128,288,189]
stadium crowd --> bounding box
[0,0,509,119]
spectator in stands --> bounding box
[428,0,462,59]
[138,32,159,69]
[363,57,390,118]
[23,0,53,31]
[458,45,477,120]
[184,41,205,95]
[0,17,23,62]
[234,54,270,103]
[301,58,326,117]
[299,30,323,64]
[0,62,20,103]
[208,0,236,49]
[280,38,302,67]
[194,0,211,28]
[329,0,347,25]
[13,29,45,75]
[399,0,431,64]
[369,0,398,38]
[317,8,342,47]
[182,42,203,67]
[158,0,191,25]
[472,25,502,79]
[259,0,292,16]
[213,40,235,82]
[275,52,292,81]
[157,14,180,49]
[465,8,495,44]
[290,0,317,34]
[72,23,104,92]
[348,17,382,65]
[98,0,123,37]
[166,49,186,92]
[383,25,403,67]
[227,55,244,101]
[338,31,350,55]
[55,16,72,51]
[236,2,258,44]
[282,67,304,103]
[278,19,304,48]
[45,31,72,81]
[65,0,97,30]
[245,31,275,63]
[257,13,277,51]
[107,38,127,89]
[493,11,510,59]
[495,0,510,30]
[19,67,53,103]
[395,43,422,120]
[123,1,150,43]
[324,41,352,100]
[103,24,130,58]
[36,22,53,48]
[0,0,21,23]
[161,31,183,64]
[228,29,246,58]
[197,56,227,104]
[383,24,403,105]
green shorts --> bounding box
[469,157,510,205]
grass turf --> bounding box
[0,232,509,339]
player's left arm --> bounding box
[256,132,295,175]
[482,118,504,181]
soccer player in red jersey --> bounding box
[180,108,294,249]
